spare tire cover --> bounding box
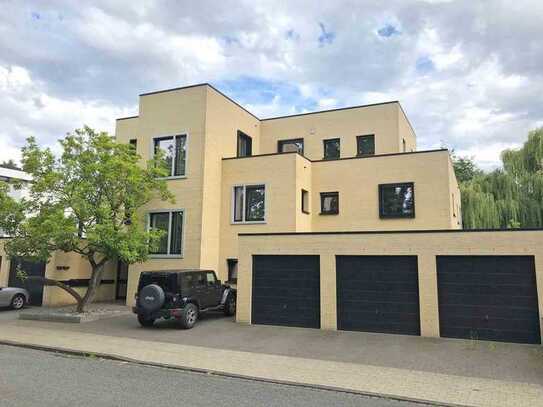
[138,284,165,312]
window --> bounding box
[357,135,375,156]
[320,192,339,215]
[237,131,252,157]
[379,183,415,218]
[402,138,406,153]
[129,139,137,151]
[301,189,310,214]
[153,135,186,177]
[206,272,216,286]
[148,210,184,255]
[227,259,238,283]
[323,138,340,160]
[232,184,265,223]
[278,138,304,154]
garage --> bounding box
[251,255,320,328]
[437,256,541,344]
[8,258,46,306]
[336,256,420,335]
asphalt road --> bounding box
[0,344,434,407]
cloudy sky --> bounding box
[1,0,542,169]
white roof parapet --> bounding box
[0,167,32,182]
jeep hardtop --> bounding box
[133,269,236,329]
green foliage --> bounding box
[0,159,21,170]
[452,156,483,183]
[0,126,174,266]
[456,128,543,229]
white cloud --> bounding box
[0,0,542,169]
[0,65,135,163]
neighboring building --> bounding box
[0,167,31,237]
[115,83,462,303]
[0,167,117,306]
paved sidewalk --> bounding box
[0,324,542,407]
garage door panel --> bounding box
[337,256,420,336]
[437,256,541,344]
[252,255,320,329]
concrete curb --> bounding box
[0,339,467,407]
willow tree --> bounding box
[0,127,173,312]
[457,128,543,229]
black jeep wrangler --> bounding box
[133,270,236,329]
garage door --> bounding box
[9,258,46,306]
[336,256,420,335]
[437,256,541,344]
[252,255,320,328]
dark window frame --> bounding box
[148,210,184,256]
[378,182,415,219]
[357,134,375,156]
[320,191,339,215]
[323,138,341,160]
[278,138,304,155]
[227,258,238,283]
[237,130,252,157]
[301,189,310,214]
[153,134,187,177]
[232,184,266,223]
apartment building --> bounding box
[116,83,462,303]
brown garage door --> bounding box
[437,256,541,344]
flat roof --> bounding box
[239,228,543,236]
[222,148,447,162]
[0,167,32,181]
[119,82,402,123]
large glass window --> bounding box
[154,135,186,177]
[232,184,265,223]
[357,135,375,156]
[320,192,339,215]
[149,210,184,255]
[237,131,252,157]
[323,138,340,160]
[278,138,304,154]
[379,183,415,218]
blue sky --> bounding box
[1,0,542,169]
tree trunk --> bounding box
[26,276,84,310]
[77,262,106,313]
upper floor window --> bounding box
[323,138,340,160]
[154,135,186,177]
[148,210,184,256]
[237,131,252,157]
[379,182,415,219]
[320,191,339,215]
[233,184,265,223]
[357,135,375,156]
[301,189,310,214]
[278,138,304,154]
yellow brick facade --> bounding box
[236,230,543,340]
[114,83,461,305]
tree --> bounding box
[457,128,543,229]
[0,127,173,312]
[452,155,483,183]
[0,159,21,170]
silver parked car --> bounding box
[0,287,30,310]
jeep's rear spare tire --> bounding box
[138,284,165,312]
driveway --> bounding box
[3,308,543,386]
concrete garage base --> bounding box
[19,303,131,323]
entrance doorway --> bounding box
[116,261,128,300]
